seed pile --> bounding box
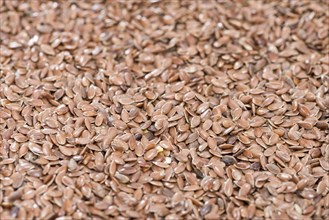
[1,0,329,219]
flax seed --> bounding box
[1,1,328,219]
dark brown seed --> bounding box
[250,162,261,171]
[222,156,237,166]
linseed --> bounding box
[0,0,329,219]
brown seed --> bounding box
[276,150,291,162]
[207,137,217,149]
[224,179,233,197]
[288,125,301,141]
[11,172,24,188]
[76,137,90,145]
[266,163,281,174]
[197,102,210,114]
[40,44,55,56]
[118,96,134,105]
[213,163,225,178]
[114,172,130,184]
[45,118,59,128]
[56,132,66,145]
[190,116,201,128]
[111,139,129,151]
[144,148,158,161]
[298,104,311,117]
[184,92,196,101]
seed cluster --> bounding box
[0,0,329,219]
